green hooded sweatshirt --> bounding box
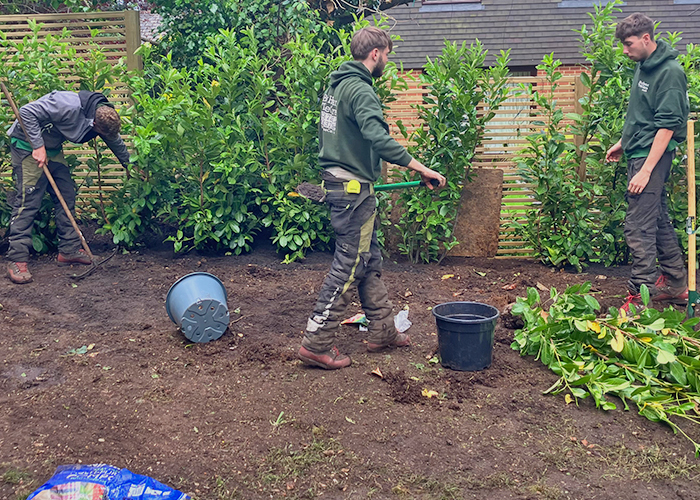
[319,61,412,182]
[621,39,689,158]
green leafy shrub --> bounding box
[152,0,328,68]
[106,35,266,253]
[395,40,511,263]
[570,0,634,266]
[516,54,597,272]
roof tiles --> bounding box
[387,0,700,68]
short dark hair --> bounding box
[94,105,121,138]
[350,27,393,60]
[615,13,654,41]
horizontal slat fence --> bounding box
[386,74,580,257]
[0,11,140,213]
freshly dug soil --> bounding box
[1,242,699,500]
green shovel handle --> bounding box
[374,179,439,191]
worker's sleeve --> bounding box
[654,70,688,131]
[101,134,131,168]
[351,90,413,167]
[17,96,71,150]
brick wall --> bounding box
[386,70,424,147]
[537,64,585,77]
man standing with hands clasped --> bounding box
[606,13,689,311]
[298,26,446,369]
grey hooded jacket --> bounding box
[8,90,130,167]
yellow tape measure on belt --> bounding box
[345,179,361,194]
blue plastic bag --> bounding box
[27,464,190,500]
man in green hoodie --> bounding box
[606,13,689,311]
[298,27,446,370]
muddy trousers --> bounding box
[302,187,394,354]
[6,144,81,263]
[625,151,687,294]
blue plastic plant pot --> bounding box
[432,301,499,371]
[165,272,230,343]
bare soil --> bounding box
[1,240,699,500]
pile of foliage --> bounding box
[512,283,700,455]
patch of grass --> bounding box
[524,478,564,500]
[2,468,30,485]
[258,438,341,488]
[211,475,241,500]
[392,474,462,499]
[537,444,596,473]
[459,471,519,491]
[1,465,34,500]
[600,444,700,481]
[480,471,516,489]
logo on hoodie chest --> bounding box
[637,80,650,93]
[320,94,338,134]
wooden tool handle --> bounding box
[689,120,696,293]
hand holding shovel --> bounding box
[295,178,440,203]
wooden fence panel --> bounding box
[0,11,140,214]
[386,74,580,257]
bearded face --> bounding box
[371,48,390,78]
[372,59,385,78]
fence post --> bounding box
[125,10,142,72]
[573,75,588,181]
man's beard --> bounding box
[372,59,386,78]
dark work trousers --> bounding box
[302,181,395,354]
[625,151,687,294]
[6,143,81,263]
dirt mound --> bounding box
[383,369,425,404]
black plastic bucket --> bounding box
[432,302,499,371]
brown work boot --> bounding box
[653,275,688,304]
[58,249,92,266]
[7,261,32,284]
[298,346,351,370]
[367,333,411,353]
